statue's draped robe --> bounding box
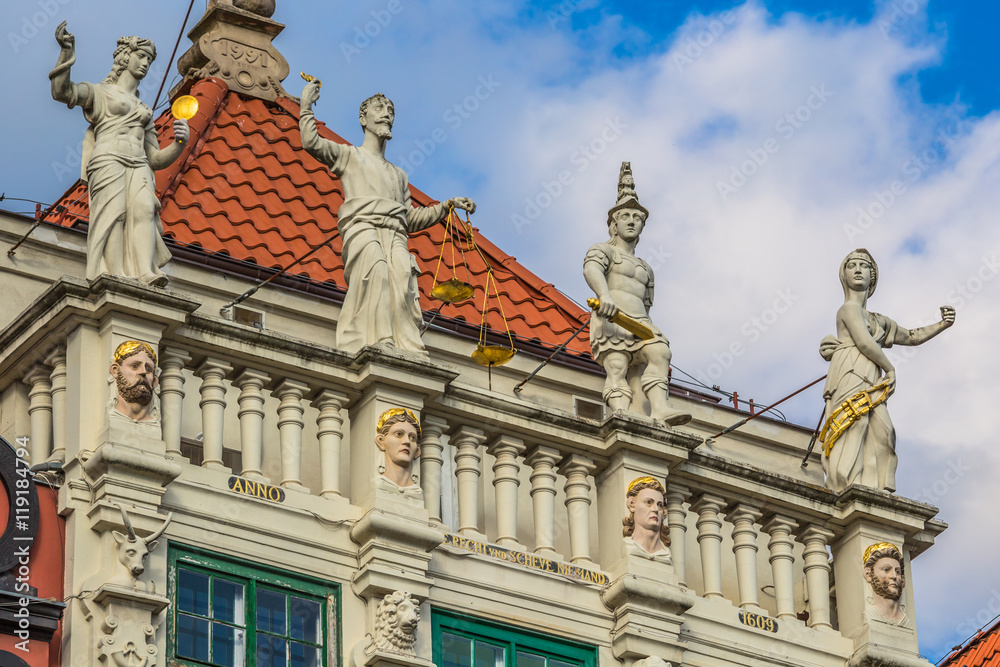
[821,311,899,493]
[73,82,171,282]
[300,115,445,353]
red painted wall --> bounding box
[0,479,65,667]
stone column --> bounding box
[487,435,526,548]
[665,484,692,587]
[23,364,53,464]
[196,359,233,469]
[525,446,561,558]
[560,454,597,565]
[159,347,191,457]
[274,379,309,491]
[419,415,449,523]
[763,515,799,620]
[727,504,763,611]
[801,526,835,630]
[691,494,727,600]
[451,426,486,537]
[45,349,68,462]
[234,369,270,480]
[312,390,347,499]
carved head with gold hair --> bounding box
[863,542,905,602]
[109,340,158,415]
[622,475,670,545]
[375,408,421,487]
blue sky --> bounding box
[3,0,1000,662]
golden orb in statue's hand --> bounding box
[171,95,199,120]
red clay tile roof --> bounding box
[49,78,591,357]
[942,619,1000,667]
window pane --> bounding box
[549,661,577,667]
[177,613,210,662]
[214,579,245,626]
[516,652,546,667]
[257,590,287,634]
[289,597,321,644]
[179,569,210,616]
[441,632,472,667]
[289,641,320,667]
[475,642,505,667]
[257,635,287,667]
[212,623,245,667]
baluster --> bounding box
[525,446,561,558]
[313,390,347,499]
[560,455,596,565]
[196,359,233,468]
[419,415,449,522]
[487,435,526,548]
[691,494,726,600]
[763,515,800,620]
[728,504,763,610]
[23,364,53,464]
[234,369,270,479]
[45,349,67,462]
[451,426,486,537]
[274,379,309,490]
[801,526,835,630]
[665,483,692,586]
[159,347,192,457]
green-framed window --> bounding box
[432,609,597,667]
[168,544,340,667]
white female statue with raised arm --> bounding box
[50,21,189,287]
[818,249,955,493]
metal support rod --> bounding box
[709,375,826,440]
[513,317,590,394]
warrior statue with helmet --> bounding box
[584,163,691,426]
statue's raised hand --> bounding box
[55,21,74,51]
[940,305,956,328]
[301,80,322,109]
[447,197,476,215]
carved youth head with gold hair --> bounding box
[622,476,670,547]
[376,408,421,487]
[110,340,158,418]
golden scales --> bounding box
[429,207,516,380]
[170,95,199,145]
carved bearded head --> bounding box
[863,542,905,602]
[110,341,158,407]
[374,591,420,655]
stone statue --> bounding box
[584,163,691,426]
[819,249,955,493]
[373,590,420,656]
[110,341,159,422]
[375,408,421,496]
[49,22,189,287]
[622,476,671,562]
[863,542,912,629]
[299,81,476,355]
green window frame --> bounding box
[168,544,340,667]
[432,609,597,667]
